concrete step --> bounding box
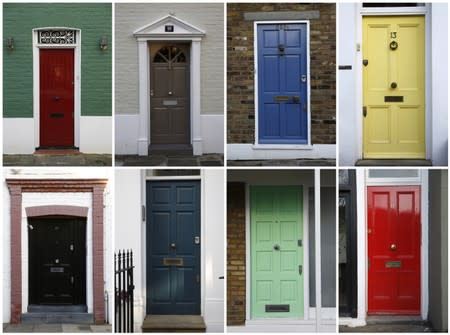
[28,305,87,313]
[366,315,426,325]
[21,312,94,324]
[355,159,432,166]
[142,315,206,333]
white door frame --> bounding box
[364,169,429,320]
[355,4,431,160]
[32,27,81,149]
[253,21,312,150]
[134,15,205,156]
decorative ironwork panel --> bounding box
[38,30,76,45]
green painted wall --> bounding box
[3,3,112,117]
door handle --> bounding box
[363,106,367,117]
[390,82,397,89]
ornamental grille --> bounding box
[38,30,76,45]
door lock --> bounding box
[363,106,367,117]
[70,276,74,284]
[293,95,300,103]
[298,265,303,275]
[301,74,307,83]
[273,244,280,251]
[170,243,176,249]
[390,82,397,89]
[278,44,285,55]
[194,236,200,245]
[150,89,154,97]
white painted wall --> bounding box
[338,4,448,166]
[3,119,35,154]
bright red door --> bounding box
[40,49,74,147]
[367,186,420,315]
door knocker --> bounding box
[390,41,398,50]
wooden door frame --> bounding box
[364,170,429,319]
[253,21,312,149]
[245,184,309,322]
[144,175,205,316]
[32,28,81,149]
[355,5,431,160]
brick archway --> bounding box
[6,179,107,324]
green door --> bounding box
[250,186,303,318]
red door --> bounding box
[40,49,74,147]
[367,186,421,315]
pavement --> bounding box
[340,316,434,333]
[115,153,224,166]
[228,159,336,166]
[3,323,112,333]
[3,154,112,166]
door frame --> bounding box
[32,27,81,149]
[364,170,428,319]
[355,4,431,160]
[245,183,310,322]
[134,15,205,156]
[144,174,205,316]
[253,21,311,149]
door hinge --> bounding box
[298,239,302,247]
[298,265,303,275]
[363,106,367,117]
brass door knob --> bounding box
[391,82,397,89]
[170,243,176,249]
[390,243,397,250]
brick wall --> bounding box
[227,3,336,144]
[227,182,246,325]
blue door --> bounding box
[257,23,308,144]
[146,181,201,315]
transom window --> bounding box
[153,46,186,63]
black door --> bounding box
[29,218,86,305]
[339,170,358,317]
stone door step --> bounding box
[21,312,93,324]
[142,315,206,333]
[355,159,432,166]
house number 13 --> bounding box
[390,32,397,39]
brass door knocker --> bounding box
[390,41,398,50]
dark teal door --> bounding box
[257,23,308,144]
[146,181,201,315]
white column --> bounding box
[191,39,203,155]
[314,169,322,331]
[137,39,149,156]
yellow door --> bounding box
[363,16,425,158]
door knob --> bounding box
[170,243,176,249]
[168,91,173,95]
[390,82,397,89]
[390,243,397,250]
[54,96,60,101]
[273,244,280,251]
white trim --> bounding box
[356,4,431,160]
[365,169,421,185]
[302,186,309,320]
[313,170,321,331]
[227,143,336,160]
[145,176,202,181]
[253,20,311,147]
[32,27,81,149]
[420,171,429,320]
[134,16,205,156]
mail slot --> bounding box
[163,258,184,266]
[50,267,64,273]
[50,112,65,118]
[163,100,178,106]
[384,96,404,102]
[385,261,402,268]
[274,96,290,101]
[265,304,290,312]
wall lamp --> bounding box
[99,36,108,51]
[7,37,14,51]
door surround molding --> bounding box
[134,15,205,156]
[355,4,431,160]
[32,27,81,149]
[5,179,107,324]
[253,21,312,149]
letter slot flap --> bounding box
[385,261,402,268]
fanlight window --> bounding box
[154,46,187,63]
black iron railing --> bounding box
[115,250,135,333]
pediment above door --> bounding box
[133,14,205,39]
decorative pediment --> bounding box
[133,14,205,39]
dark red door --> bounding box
[40,49,74,147]
[368,186,421,315]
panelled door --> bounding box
[363,16,425,158]
[257,23,308,144]
[40,49,75,147]
[367,186,421,314]
[146,181,200,314]
[28,218,86,305]
[250,186,303,318]
[150,44,190,145]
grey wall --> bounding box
[428,170,448,331]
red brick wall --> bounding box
[227,182,246,325]
[25,205,89,218]
[227,3,336,144]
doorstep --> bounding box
[355,159,432,166]
[142,315,206,333]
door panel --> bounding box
[257,24,308,144]
[146,181,200,315]
[40,49,75,147]
[367,186,420,314]
[29,218,86,305]
[363,16,425,158]
[250,186,303,318]
[150,44,190,145]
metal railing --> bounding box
[115,250,135,333]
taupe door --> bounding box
[150,44,190,145]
